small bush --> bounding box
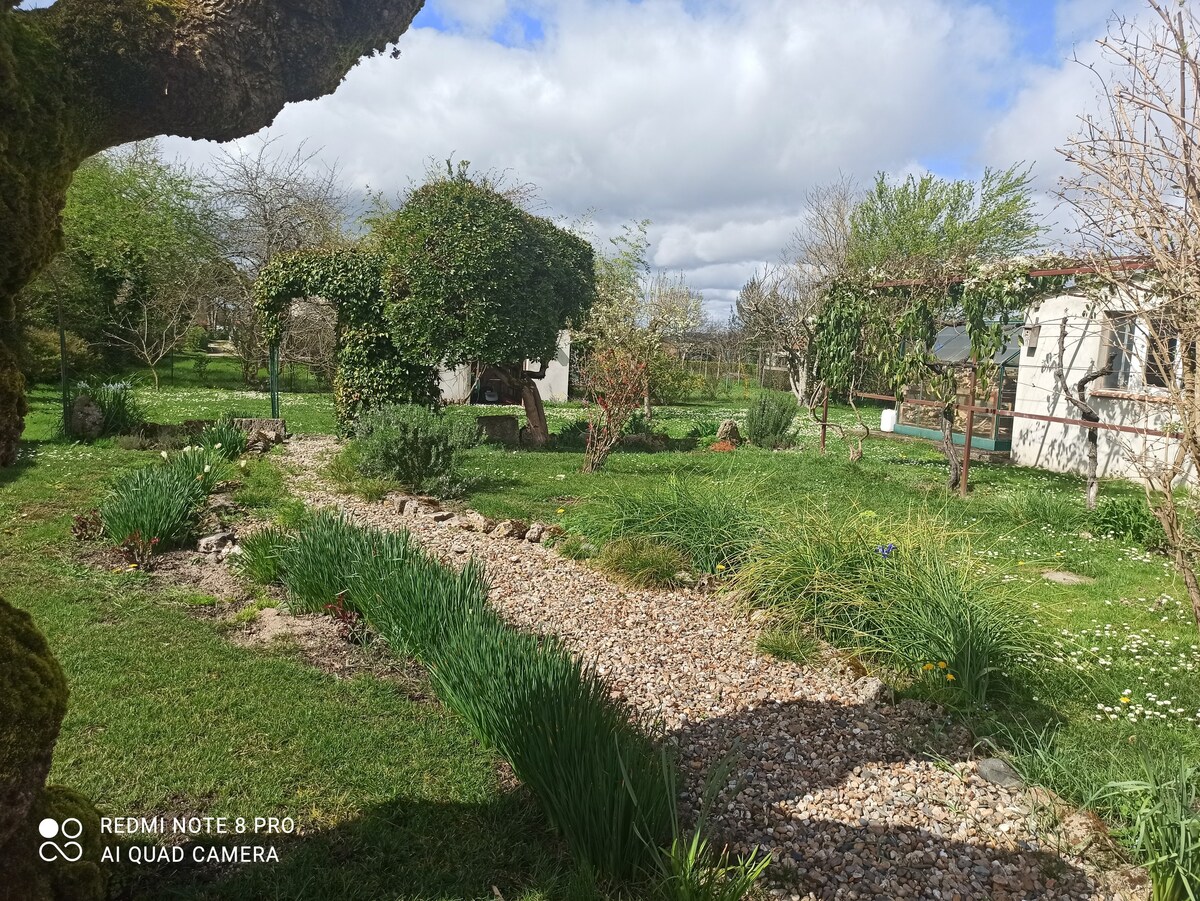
[597,537,691,588]
[233,526,292,585]
[686,419,722,440]
[566,475,758,573]
[654,828,770,901]
[756,623,822,665]
[744,391,798,449]
[18,326,95,383]
[352,404,477,496]
[65,378,146,438]
[99,465,206,553]
[198,416,247,460]
[1090,497,1166,548]
[1101,755,1199,901]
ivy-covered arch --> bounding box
[254,248,437,434]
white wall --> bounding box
[436,331,571,404]
[1012,294,1186,483]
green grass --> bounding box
[1,393,604,900]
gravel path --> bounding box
[281,437,1137,901]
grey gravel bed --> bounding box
[280,437,1140,901]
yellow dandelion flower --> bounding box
[1120,697,1131,704]
[945,673,956,682]
[922,663,935,672]
[556,508,565,515]
[937,661,947,669]
[716,564,727,572]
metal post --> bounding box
[57,294,70,429]
[820,392,829,454]
[269,344,280,419]
[960,361,978,498]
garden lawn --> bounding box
[1,392,585,900]
[454,417,1200,822]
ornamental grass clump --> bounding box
[566,475,758,574]
[597,537,691,588]
[343,522,678,883]
[198,415,247,461]
[1101,755,1200,901]
[743,390,798,449]
[736,506,1041,705]
[352,404,477,497]
[232,525,292,585]
[99,464,206,554]
[166,445,231,495]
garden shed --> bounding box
[894,323,1019,453]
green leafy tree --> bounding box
[21,143,228,384]
[374,163,594,445]
[811,165,1051,489]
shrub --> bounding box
[1101,756,1199,901]
[597,537,691,588]
[198,415,247,461]
[99,464,206,553]
[65,378,146,438]
[183,326,211,352]
[18,326,95,384]
[648,351,704,405]
[566,475,758,573]
[1090,497,1166,548]
[352,404,477,496]
[233,526,292,585]
[654,828,770,901]
[743,391,798,449]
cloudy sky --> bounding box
[156,0,1145,318]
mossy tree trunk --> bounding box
[0,0,425,465]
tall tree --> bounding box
[375,163,595,446]
[0,0,425,464]
[20,143,227,381]
[1060,0,1200,630]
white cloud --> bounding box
[158,0,1125,319]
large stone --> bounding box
[715,419,742,446]
[232,417,287,436]
[197,531,236,554]
[67,395,104,440]
[476,414,520,446]
[454,511,496,533]
[976,757,1024,790]
[525,522,547,543]
[492,519,529,540]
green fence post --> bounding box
[269,344,280,419]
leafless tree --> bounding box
[208,139,348,383]
[1060,0,1200,628]
[1052,318,1116,510]
[738,177,858,403]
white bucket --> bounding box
[880,408,898,433]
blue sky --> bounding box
[138,0,1141,313]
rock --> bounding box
[67,395,105,440]
[476,414,520,446]
[427,510,454,523]
[976,758,1024,790]
[454,511,495,532]
[389,496,414,514]
[715,419,742,446]
[525,522,547,542]
[1041,569,1094,585]
[198,531,236,554]
[245,429,284,455]
[492,519,529,540]
[220,544,243,562]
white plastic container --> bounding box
[880,408,898,433]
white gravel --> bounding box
[281,437,1142,901]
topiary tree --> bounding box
[255,248,438,433]
[0,596,105,900]
[0,0,426,465]
[375,163,595,446]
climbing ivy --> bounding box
[254,248,437,433]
